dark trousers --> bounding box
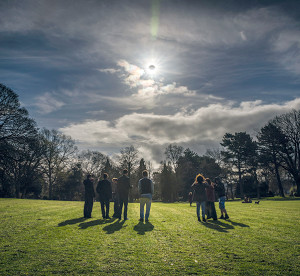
[84,195,94,218]
[100,200,110,218]
[119,197,128,220]
[206,201,217,219]
[112,193,120,217]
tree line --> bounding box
[1,83,299,201]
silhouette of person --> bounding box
[117,169,131,220]
[83,174,95,218]
[205,178,217,220]
[192,174,210,222]
[96,173,112,219]
[138,170,154,222]
[214,177,229,219]
[112,178,120,218]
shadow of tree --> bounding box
[78,218,115,229]
[58,217,87,227]
[133,221,154,235]
[103,220,126,234]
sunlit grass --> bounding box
[0,198,299,275]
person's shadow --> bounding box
[103,220,126,234]
[133,221,154,235]
[202,220,234,233]
[78,218,116,229]
[227,219,249,228]
[58,217,87,227]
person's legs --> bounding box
[123,198,128,220]
[211,202,217,220]
[140,197,146,219]
[219,196,226,219]
[113,194,119,217]
[196,201,200,221]
[201,201,206,221]
[105,200,110,218]
[145,198,152,221]
[119,199,124,219]
[84,196,93,218]
[100,201,106,218]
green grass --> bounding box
[0,199,299,275]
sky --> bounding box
[1,0,300,168]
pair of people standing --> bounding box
[96,169,130,220]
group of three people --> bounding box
[83,169,154,222]
[192,174,229,222]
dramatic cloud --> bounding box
[60,98,300,167]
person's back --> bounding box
[138,170,154,222]
[117,174,130,200]
[97,179,112,201]
[192,181,208,202]
[83,174,95,218]
[117,169,130,220]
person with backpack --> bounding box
[138,170,154,223]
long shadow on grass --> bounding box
[227,219,249,228]
[133,221,154,235]
[202,220,234,233]
[58,217,87,227]
[78,218,116,229]
[102,220,126,234]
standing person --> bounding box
[83,174,95,218]
[192,174,210,222]
[138,170,154,223]
[117,169,131,220]
[188,191,193,206]
[111,178,120,218]
[96,173,112,219]
[205,178,217,220]
[214,177,229,219]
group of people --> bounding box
[83,169,154,222]
[191,174,229,222]
[84,169,229,224]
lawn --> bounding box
[0,198,299,275]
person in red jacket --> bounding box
[205,178,217,220]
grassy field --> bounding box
[0,198,299,275]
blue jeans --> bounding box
[140,197,152,220]
[196,201,206,218]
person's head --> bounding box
[123,169,128,175]
[196,173,204,184]
[142,170,148,177]
[214,177,221,183]
[206,178,211,185]
[103,173,108,179]
[112,178,118,183]
[87,174,91,179]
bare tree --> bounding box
[78,150,107,179]
[118,145,139,177]
[40,128,77,199]
[164,144,184,173]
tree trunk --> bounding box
[274,163,285,197]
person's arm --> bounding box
[151,180,154,194]
[138,179,142,194]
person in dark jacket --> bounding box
[192,174,210,222]
[117,169,131,220]
[214,177,229,219]
[138,170,154,222]
[205,178,217,220]
[96,173,112,219]
[83,174,95,218]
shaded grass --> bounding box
[0,199,299,275]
